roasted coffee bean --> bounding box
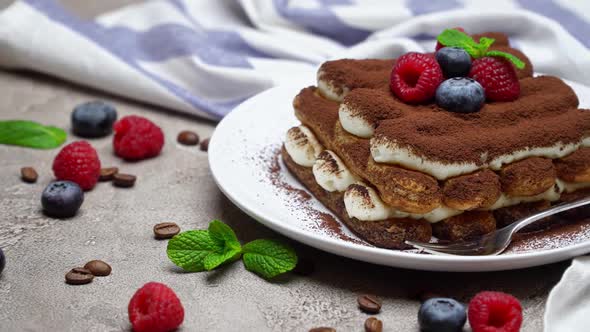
[113,173,136,188]
[364,317,383,332]
[84,260,112,276]
[65,267,94,285]
[309,328,336,332]
[177,130,200,146]
[358,294,382,314]
[99,167,118,181]
[20,167,38,183]
[200,138,210,152]
[293,257,315,276]
[153,222,181,239]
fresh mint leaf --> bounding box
[204,220,242,270]
[167,230,222,272]
[166,221,298,279]
[242,239,298,279]
[475,37,496,57]
[436,29,480,58]
[0,120,66,149]
[485,50,526,69]
[204,248,242,271]
[208,220,241,252]
[167,221,243,272]
[478,37,495,51]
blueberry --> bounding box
[71,101,117,138]
[436,77,485,113]
[0,248,5,276]
[418,298,466,332]
[435,47,472,78]
[41,181,84,218]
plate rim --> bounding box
[208,81,590,272]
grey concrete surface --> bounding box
[0,1,572,331]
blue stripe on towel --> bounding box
[405,0,462,16]
[272,0,371,46]
[517,0,590,47]
[24,0,252,118]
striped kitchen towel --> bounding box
[0,0,588,120]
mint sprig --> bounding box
[0,120,66,149]
[484,50,525,69]
[167,230,222,272]
[205,220,242,270]
[166,220,298,279]
[436,29,525,69]
[243,239,298,279]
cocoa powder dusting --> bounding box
[373,76,587,165]
[318,59,394,94]
[262,144,311,203]
[555,147,590,182]
[507,217,590,253]
[259,144,365,245]
[343,88,404,126]
[258,144,590,254]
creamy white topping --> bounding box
[486,183,563,210]
[339,103,374,138]
[487,143,581,170]
[390,206,462,223]
[312,150,358,192]
[343,177,588,222]
[419,206,463,223]
[284,126,323,167]
[343,182,461,223]
[317,72,347,102]
[371,137,589,180]
[370,140,479,180]
[558,179,590,193]
[344,183,393,221]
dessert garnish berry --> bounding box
[41,181,84,218]
[436,27,465,51]
[468,291,523,332]
[436,77,485,113]
[52,141,101,190]
[128,282,184,332]
[435,47,472,78]
[436,29,525,102]
[390,53,443,103]
[113,115,164,161]
[71,101,117,138]
[470,57,520,102]
[418,297,466,332]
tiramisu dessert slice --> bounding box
[283,28,590,249]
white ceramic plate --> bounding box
[209,78,590,272]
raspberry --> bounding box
[113,116,164,161]
[390,53,443,103]
[435,27,466,51]
[468,291,522,332]
[128,282,184,332]
[469,57,520,102]
[52,141,101,191]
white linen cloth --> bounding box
[0,1,589,330]
[545,256,590,331]
[0,0,589,120]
